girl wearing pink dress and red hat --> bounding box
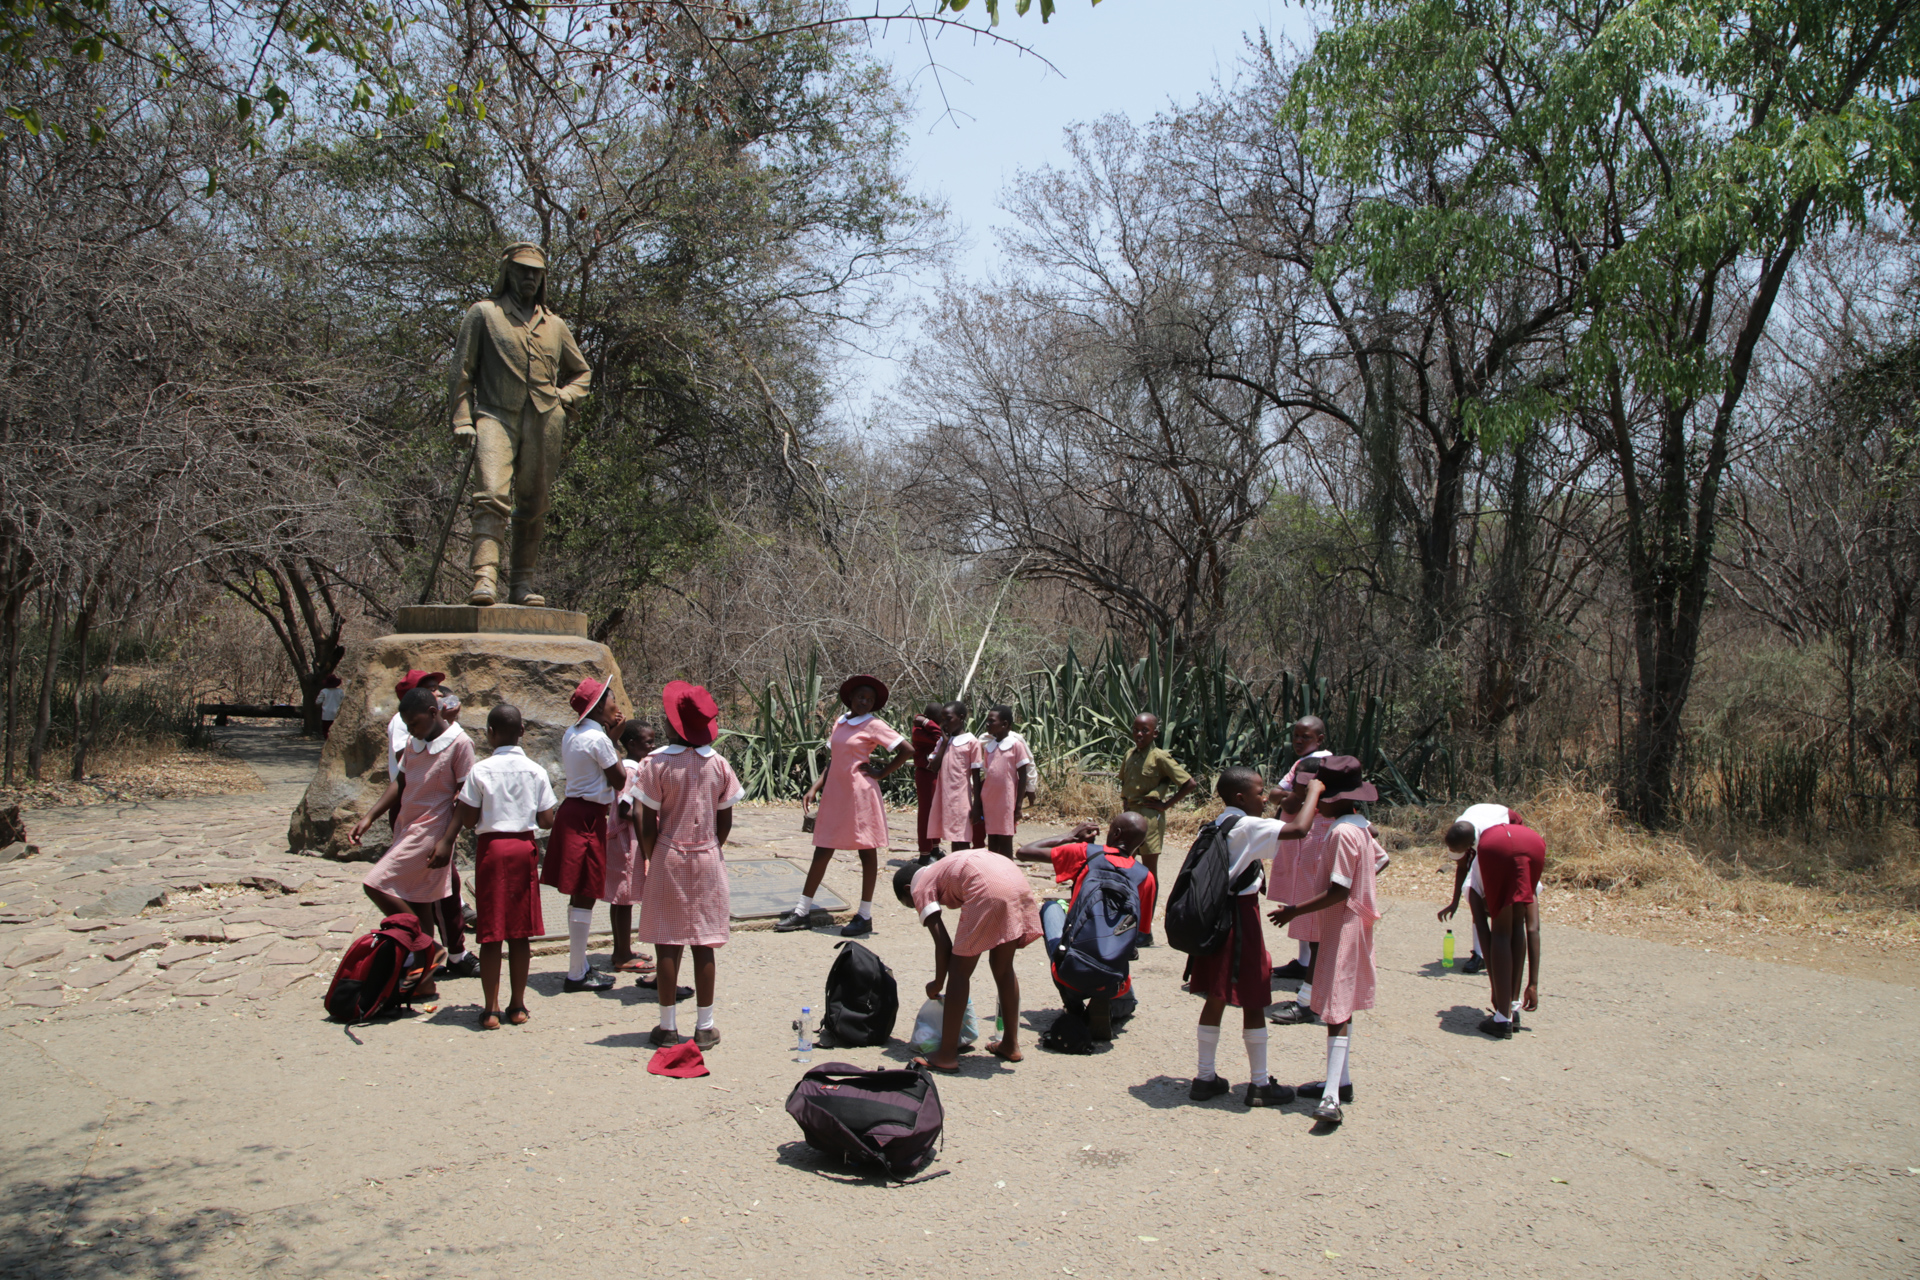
[779,674,912,938]
[546,676,626,993]
[1271,755,1388,1127]
[634,680,744,1050]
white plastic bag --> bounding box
[909,997,978,1054]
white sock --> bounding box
[1195,1024,1221,1080]
[1325,1034,1351,1095]
[1297,982,1312,1008]
[1243,1027,1270,1085]
[794,895,814,915]
[1492,1010,1510,1024]
[1510,1000,1520,1017]
[695,1004,715,1030]
[659,1003,678,1031]
[567,907,592,980]
[1297,941,1311,966]
[447,950,470,964]
[857,900,873,920]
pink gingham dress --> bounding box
[976,732,1033,838]
[1308,815,1384,1024]
[930,732,981,842]
[911,849,1042,957]
[811,714,904,851]
[363,726,474,905]
[634,747,745,947]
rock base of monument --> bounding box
[288,630,631,859]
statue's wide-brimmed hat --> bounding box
[662,680,720,748]
[501,241,548,268]
[837,674,889,712]
[1314,755,1378,805]
[570,677,609,724]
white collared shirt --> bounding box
[409,720,465,755]
[651,743,716,757]
[458,745,559,833]
[1215,804,1290,895]
[317,687,345,720]
[561,720,619,802]
[978,730,1026,755]
[1455,802,1512,895]
[838,712,874,726]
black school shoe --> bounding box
[1188,1075,1231,1102]
[563,967,615,992]
[1296,1080,1354,1103]
[1459,955,1486,974]
[1477,1016,1513,1040]
[1267,1001,1321,1026]
[838,915,873,938]
[1270,959,1310,981]
[1243,1081,1297,1108]
[438,953,482,980]
[772,908,810,932]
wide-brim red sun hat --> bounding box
[394,669,444,698]
[570,677,609,724]
[662,680,720,748]
[837,674,889,712]
[1314,754,1379,805]
[646,1040,709,1078]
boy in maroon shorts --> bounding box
[1185,767,1296,1109]
[438,703,558,1028]
[1473,820,1546,1038]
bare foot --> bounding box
[987,1039,1023,1063]
[913,1055,961,1074]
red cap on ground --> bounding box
[646,1040,709,1078]
[662,680,720,747]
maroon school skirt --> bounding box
[475,832,544,944]
[540,797,608,899]
[1186,894,1273,1008]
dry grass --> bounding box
[0,741,261,812]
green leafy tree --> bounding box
[1295,0,1920,824]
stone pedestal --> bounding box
[288,630,630,858]
[395,604,589,637]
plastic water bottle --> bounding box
[1443,929,1456,968]
[797,1006,812,1063]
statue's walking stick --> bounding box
[418,433,479,606]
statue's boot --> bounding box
[469,512,505,606]
[507,514,545,607]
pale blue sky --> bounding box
[841,1,1322,419]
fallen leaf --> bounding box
[1137,1236,1157,1243]
[1325,1250,1341,1258]
[1551,1177,1569,1184]
[1495,1151,1514,1158]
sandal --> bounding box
[610,956,655,973]
[479,1009,503,1031]
[986,1039,1024,1063]
[505,1005,530,1026]
[912,1056,961,1075]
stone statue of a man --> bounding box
[449,241,592,607]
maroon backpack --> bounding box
[324,913,443,1023]
[785,1061,944,1178]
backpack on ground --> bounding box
[1038,1010,1095,1055]
[323,913,442,1023]
[1163,814,1255,955]
[1051,845,1149,1000]
[785,1061,944,1178]
[818,939,900,1048]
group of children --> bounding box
[342,663,1540,1127]
[350,671,744,1045]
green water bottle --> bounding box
[1443,929,1455,968]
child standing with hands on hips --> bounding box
[781,675,911,937]
[634,682,744,1049]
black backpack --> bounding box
[818,940,900,1048]
[1164,814,1256,955]
[1051,845,1149,1000]
[1038,1010,1095,1055]
[785,1061,944,1178]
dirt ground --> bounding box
[2,729,1917,1279]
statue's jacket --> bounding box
[450,295,592,430]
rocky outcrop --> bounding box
[287,631,631,858]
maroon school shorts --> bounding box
[1477,823,1546,916]
[540,797,608,899]
[1186,894,1273,1008]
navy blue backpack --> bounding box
[1052,845,1150,1000]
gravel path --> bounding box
[1,728,1914,1278]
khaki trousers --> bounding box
[469,402,565,577]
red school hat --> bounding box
[646,1040,709,1078]
[570,677,609,724]
[661,680,720,748]
[394,669,445,698]
[837,674,889,712]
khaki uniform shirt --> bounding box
[450,295,592,430]
[1120,745,1191,807]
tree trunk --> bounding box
[1,565,23,787]
[28,587,65,782]
[66,593,92,782]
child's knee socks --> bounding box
[1243,1026,1270,1085]
[1195,1024,1221,1080]
[1325,1033,1351,1090]
[567,906,592,980]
